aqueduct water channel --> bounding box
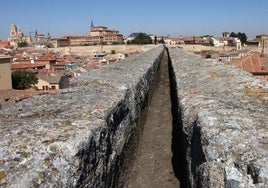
[115,49,186,188]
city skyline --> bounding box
[1,0,268,40]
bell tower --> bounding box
[10,23,17,37]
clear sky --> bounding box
[1,0,267,40]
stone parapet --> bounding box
[0,46,164,187]
[169,47,268,187]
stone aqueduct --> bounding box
[0,46,267,187]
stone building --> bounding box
[89,22,123,44]
[257,34,268,54]
[64,35,91,46]
[36,74,69,91]
[50,38,70,47]
[0,55,12,89]
[34,30,51,46]
[8,23,31,45]
[246,34,268,53]
[222,31,230,38]
[48,22,123,47]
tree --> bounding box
[12,70,38,90]
[154,36,157,44]
[129,33,153,45]
[209,40,214,46]
[127,40,133,44]
[230,32,247,45]
[158,37,165,44]
[230,32,238,38]
[17,41,28,47]
[239,33,247,45]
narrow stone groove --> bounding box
[121,49,180,187]
[167,47,191,188]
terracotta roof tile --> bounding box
[235,52,268,81]
[11,63,47,69]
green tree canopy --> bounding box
[17,41,28,47]
[12,70,38,90]
[158,37,165,44]
[239,33,247,45]
[154,36,157,44]
[230,32,247,45]
[230,32,238,38]
[128,33,153,44]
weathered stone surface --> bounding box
[1,45,267,188]
[0,46,164,187]
[169,47,268,187]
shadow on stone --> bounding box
[166,47,191,188]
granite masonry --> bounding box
[169,47,268,187]
[0,46,164,187]
[0,46,267,187]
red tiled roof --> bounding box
[236,53,268,81]
[0,41,10,47]
[11,63,47,69]
[54,61,69,66]
[42,54,57,59]
[13,57,30,62]
[236,53,265,72]
[14,56,56,63]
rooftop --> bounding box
[235,52,268,78]
[38,74,63,84]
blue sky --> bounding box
[1,0,267,40]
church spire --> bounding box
[91,20,94,28]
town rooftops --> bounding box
[0,40,10,47]
[236,52,266,72]
[38,74,63,84]
[256,34,268,38]
[54,61,69,66]
[11,63,47,69]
